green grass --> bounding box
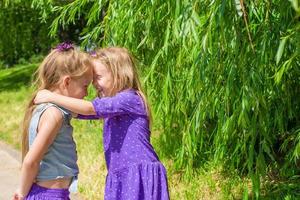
[0,64,37,92]
[0,64,37,148]
[1,64,298,200]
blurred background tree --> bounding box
[0,0,53,66]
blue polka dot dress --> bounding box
[87,89,169,200]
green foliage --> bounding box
[2,0,300,198]
[38,0,300,197]
[0,1,56,66]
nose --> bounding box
[92,78,97,86]
[93,80,99,89]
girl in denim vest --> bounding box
[13,43,93,200]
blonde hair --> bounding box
[91,47,152,124]
[22,47,93,161]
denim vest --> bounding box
[28,103,79,185]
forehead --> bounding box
[78,70,93,83]
[92,60,109,74]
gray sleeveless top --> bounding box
[28,103,79,181]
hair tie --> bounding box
[89,51,97,57]
[55,42,74,51]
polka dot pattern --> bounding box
[105,162,169,200]
[85,89,170,200]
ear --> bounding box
[62,75,71,88]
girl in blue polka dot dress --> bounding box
[34,47,170,200]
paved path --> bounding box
[0,141,21,200]
[0,142,83,200]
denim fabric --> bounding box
[28,103,79,182]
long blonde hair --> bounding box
[91,47,152,125]
[22,47,93,161]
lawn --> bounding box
[0,64,252,200]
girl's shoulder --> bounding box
[34,103,72,119]
[116,88,140,97]
[116,88,136,95]
[40,106,64,122]
[115,89,141,102]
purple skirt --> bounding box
[105,162,169,200]
[25,183,70,200]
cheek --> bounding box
[74,84,86,95]
[77,88,87,98]
[80,88,86,94]
[99,79,107,87]
[69,83,78,94]
[108,79,113,88]
[94,79,101,86]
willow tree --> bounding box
[32,0,300,197]
[0,0,56,66]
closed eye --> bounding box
[94,75,102,79]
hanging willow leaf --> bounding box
[289,0,299,12]
[275,57,293,84]
[235,0,243,17]
[276,37,287,65]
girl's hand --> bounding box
[34,89,53,104]
[12,190,25,200]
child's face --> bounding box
[92,60,113,97]
[67,70,93,99]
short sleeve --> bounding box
[91,90,147,118]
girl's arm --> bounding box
[15,107,63,198]
[34,90,96,115]
[76,114,100,120]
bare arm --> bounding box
[34,90,96,115]
[15,107,63,198]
